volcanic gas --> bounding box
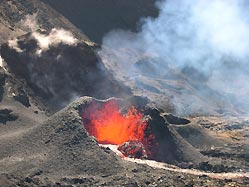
[82,100,156,158]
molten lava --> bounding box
[82,100,148,145]
[82,100,158,159]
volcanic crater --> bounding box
[80,96,204,165]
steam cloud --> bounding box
[8,14,78,55]
[33,28,78,56]
[99,0,249,115]
[8,39,23,53]
[0,55,3,68]
[20,13,40,32]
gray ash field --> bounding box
[0,0,249,186]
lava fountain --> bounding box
[82,100,157,159]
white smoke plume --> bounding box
[7,39,23,53]
[0,55,7,72]
[32,28,78,55]
[8,14,78,55]
[99,0,249,115]
[0,55,3,68]
[19,13,40,32]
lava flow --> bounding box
[82,100,156,158]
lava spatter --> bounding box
[82,100,156,158]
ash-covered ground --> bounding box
[0,0,249,186]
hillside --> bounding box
[0,0,248,186]
[0,0,90,44]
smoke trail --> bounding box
[8,39,23,53]
[8,14,78,56]
[99,0,249,116]
[32,28,78,56]
[0,55,3,68]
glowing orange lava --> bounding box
[82,100,148,145]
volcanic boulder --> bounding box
[12,86,31,107]
[118,140,148,159]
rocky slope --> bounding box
[0,96,248,187]
[0,0,91,45]
[0,30,130,112]
[0,0,248,186]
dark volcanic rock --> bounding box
[12,87,31,107]
[1,32,131,111]
[144,108,204,164]
[118,140,148,159]
[0,109,18,124]
[164,113,190,125]
[197,161,235,173]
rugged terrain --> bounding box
[0,0,248,186]
[0,97,249,187]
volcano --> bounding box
[82,100,150,145]
[81,98,204,163]
[82,99,156,159]
[0,0,249,186]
